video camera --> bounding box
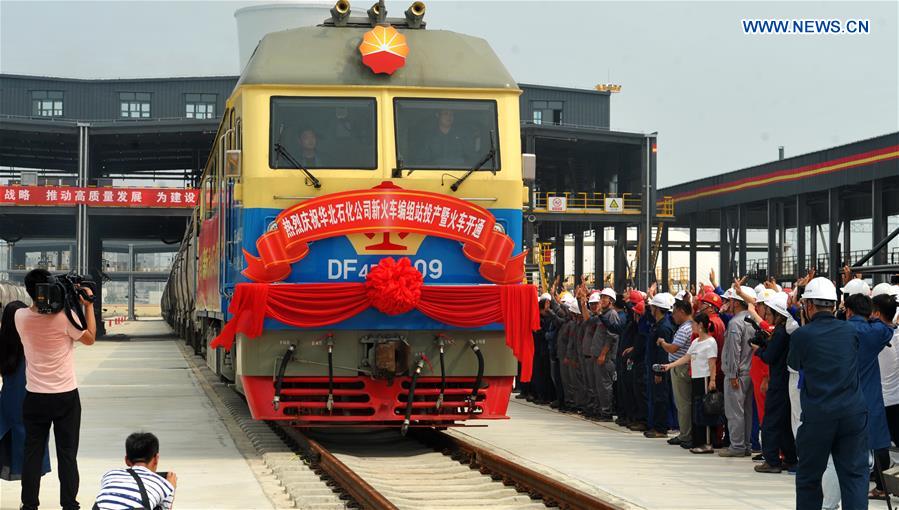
[744,316,769,347]
[35,272,96,330]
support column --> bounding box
[689,216,697,287]
[661,225,669,291]
[522,135,537,254]
[828,188,841,280]
[128,243,136,321]
[75,123,89,273]
[810,214,818,272]
[574,227,584,285]
[87,224,105,336]
[738,205,747,277]
[796,194,807,277]
[719,209,731,281]
[767,200,777,279]
[594,226,605,286]
[778,201,786,277]
[614,225,627,290]
[554,226,565,283]
[843,218,851,265]
[872,179,887,282]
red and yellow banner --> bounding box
[243,181,526,284]
[0,185,199,208]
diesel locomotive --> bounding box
[162,1,537,430]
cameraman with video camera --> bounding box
[17,268,96,510]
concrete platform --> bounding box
[452,400,893,510]
[0,320,275,510]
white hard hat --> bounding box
[802,277,838,302]
[588,292,602,304]
[674,290,687,301]
[840,279,870,297]
[756,288,777,303]
[565,298,581,315]
[650,292,675,311]
[892,285,899,297]
[766,292,792,319]
[730,286,755,303]
[722,288,735,300]
[872,283,893,298]
[754,284,766,295]
[600,287,617,300]
[538,292,552,302]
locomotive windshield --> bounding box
[394,99,501,171]
[269,97,377,170]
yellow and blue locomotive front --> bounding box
[209,25,530,425]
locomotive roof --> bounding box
[237,26,518,90]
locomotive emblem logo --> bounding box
[359,25,408,75]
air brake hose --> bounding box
[326,339,335,413]
[467,340,484,411]
[437,341,447,410]
[402,355,426,436]
[273,344,296,411]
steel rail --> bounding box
[415,429,622,510]
[277,425,398,510]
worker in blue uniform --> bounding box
[645,293,675,438]
[788,277,869,510]
[842,290,893,499]
[752,292,799,473]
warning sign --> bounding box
[547,196,567,212]
[604,197,623,213]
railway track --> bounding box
[181,342,618,510]
[276,425,618,510]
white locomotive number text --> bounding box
[327,259,444,281]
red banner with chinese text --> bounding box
[0,186,199,208]
[243,181,527,285]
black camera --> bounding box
[35,273,96,330]
[744,316,768,347]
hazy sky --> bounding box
[1,1,896,187]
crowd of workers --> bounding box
[520,267,899,509]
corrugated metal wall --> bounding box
[0,75,238,120]
[518,84,610,129]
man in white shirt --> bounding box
[93,432,176,510]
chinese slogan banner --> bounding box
[244,181,527,285]
[0,186,199,208]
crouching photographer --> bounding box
[17,268,97,510]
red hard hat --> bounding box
[701,292,723,310]
[628,290,645,315]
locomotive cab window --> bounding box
[269,97,377,170]
[394,99,500,171]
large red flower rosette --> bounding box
[365,257,423,315]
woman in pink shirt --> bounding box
[16,269,96,510]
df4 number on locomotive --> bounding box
[328,259,444,280]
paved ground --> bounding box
[455,400,898,510]
[0,320,274,510]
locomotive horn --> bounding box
[404,2,426,28]
[330,0,351,26]
[367,0,385,25]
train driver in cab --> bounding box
[296,128,322,167]
[418,109,470,167]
